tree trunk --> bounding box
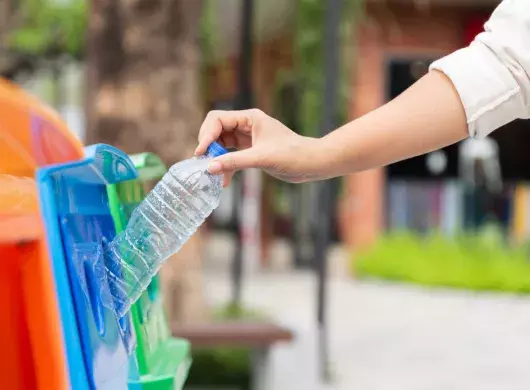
[88,0,208,325]
[0,1,9,40]
[0,0,25,79]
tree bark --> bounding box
[0,0,26,79]
[88,0,203,163]
[88,0,208,324]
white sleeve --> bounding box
[429,0,530,139]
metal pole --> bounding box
[237,0,254,110]
[316,0,341,382]
[231,0,254,307]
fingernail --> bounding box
[208,161,223,174]
[194,147,201,156]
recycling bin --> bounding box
[107,152,191,390]
[0,177,69,389]
[0,77,83,389]
[37,144,139,390]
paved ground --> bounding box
[203,269,530,390]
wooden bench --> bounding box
[173,322,294,390]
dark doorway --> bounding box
[385,57,459,180]
[489,119,530,181]
[385,56,530,181]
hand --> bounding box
[195,109,326,186]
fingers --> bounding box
[222,172,234,188]
[207,161,234,187]
[209,149,260,187]
[197,109,267,187]
[219,132,237,149]
[195,109,261,156]
[207,149,261,175]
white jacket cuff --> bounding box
[430,42,527,139]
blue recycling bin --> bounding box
[37,144,139,389]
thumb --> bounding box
[208,149,261,175]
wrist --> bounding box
[314,133,349,179]
[299,135,343,181]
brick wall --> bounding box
[206,34,294,111]
[341,2,493,251]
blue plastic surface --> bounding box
[206,141,228,157]
[37,144,139,390]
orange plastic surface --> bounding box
[0,241,70,390]
[0,78,81,389]
[0,214,41,243]
[0,175,39,214]
[0,176,40,243]
[25,240,71,390]
[0,244,37,390]
[0,78,83,177]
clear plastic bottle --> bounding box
[104,141,227,317]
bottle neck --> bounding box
[206,141,228,158]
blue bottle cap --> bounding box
[206,141,228,158]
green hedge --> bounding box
[186,347,251,389]
[185,303,267,390]
[354,228,530,293]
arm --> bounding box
[197,71,466,185]
[319,70,467,178]
[197,0,530,184]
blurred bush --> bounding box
[10,0,86,59]
[353,227,530,293]
[187,347,251,390]
[185,303,267,390]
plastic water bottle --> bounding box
[103,141,227,317]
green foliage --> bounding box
[213,302,268,321]
[198,0,217,67]
[10,0,87,59]
[294,0,325,137]
[198,0,219,104]
[354,229,530,293]
[186,347,251,389]
[294,0,363,137]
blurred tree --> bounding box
[270,0,363,268]
[0,0,31,78]
[1,0,85,73]
[1,0,86,102]
[9,0,87,60]
[0,0,16,42]
[294,0,362,137]
[87,0,208,325]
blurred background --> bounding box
[4,0,530,389]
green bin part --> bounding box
[107,152,192,390]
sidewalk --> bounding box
[203,267,530,390]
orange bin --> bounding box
[0,78,84,389]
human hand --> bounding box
[195,109,326,186]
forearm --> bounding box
[319,71,468,178]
